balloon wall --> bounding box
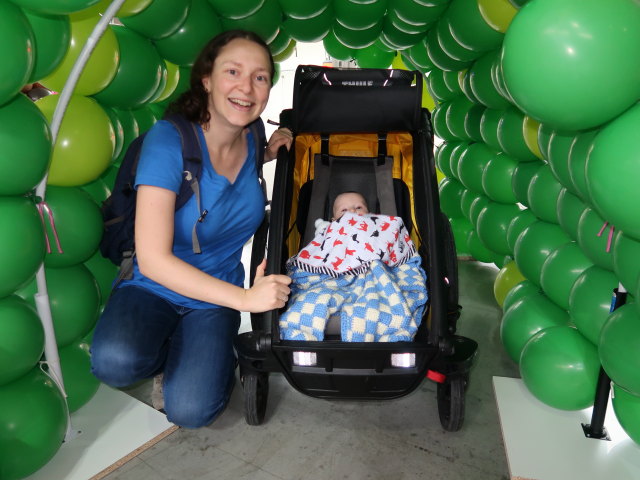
[1,0,639,477]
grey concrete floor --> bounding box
[104,260,519,480]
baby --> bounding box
[281,191,428,342]
[314,191,369,236]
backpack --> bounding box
[100,113,267,284]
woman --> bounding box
[91,30,292,428]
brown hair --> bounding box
[166,30,275,125]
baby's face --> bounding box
[333,193,369,219]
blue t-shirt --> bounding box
[119,120,265,309]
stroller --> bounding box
[235,65,477,431]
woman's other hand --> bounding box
[265,128,293,161]
[244,259,292,312]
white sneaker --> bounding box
[151,373,164,411]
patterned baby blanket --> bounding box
[279,213,428,342]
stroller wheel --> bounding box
[242,371,269,425]
[437,375,466,432]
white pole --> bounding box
[33,0,127,442]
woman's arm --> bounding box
[134,185,291,312]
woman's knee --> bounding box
[90,341,154,387]
[165,392,232,429]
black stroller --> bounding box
[235,65,477,431]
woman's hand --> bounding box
[265,127,293,161]
[243,259,292,312]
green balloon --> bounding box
[8,0,100,15]
[567,129,597,203]
[155,0,222,66]
[391,0,447,28]
[497,107,538,161]
[464,103,486,143]
[506,208,537,254]
[435,141,460,179]
[427,68,458,104]
[514,220,571,286]
[612,231,640,293]
[385,8,429,36]
[323,30,355,61]
[446,0,504,52]
[335,0,387,30]
[121,0,190,40]
[0,296,44,386]
[84,250,118,304]
[500,293,569,362]
[502,279,543,312]
[469,50,511,110]
[435,17,479,63]
[93,26,164,108]
[476,202,521,256]
[0,93,51,195]
[17,264,100,347]
[556,188,586,241]
[438,177,465,219]
[431,101,456,141]
[207,0,264,19]
[527,164,563,224]
[425,28,471,72]
[100,164,119,192]
[612,384,640,445]
[576,208,615,271]
[457,142,495,194]
[380,18,425,50]
[81,177,111,207]
[449,216,472,256]
[511,160,540,207]
[502,0,640,131]
[445,95,474,141]
[0,367,68,480]
[131,105,158,135]
[569,266,619,345]
[540,242,593,311]
[600,304,640,395]
[468,193,491,228]
[520,326,600,410]
[0,2,35,106]
[546,130,576,192]
[408,39,435,72]
[355,43,396,69]
[43,186,104,268]
[110,107,140,165]
[536,122,554,160]
[99,102,125,161]
[268,30,292,57]
[24,10,70,83]
[279,0,330,19]
[460,187,480,221]
[0,197,45,298]
[58,340,100,412]
[221,0,282,44]
[586,103,640,241]
[482,151,518,203]
[467,228,500,264]
[332,19,382,49]
[448,142,469,182]
[479,107,503,151]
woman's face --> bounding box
[202,38,272,129]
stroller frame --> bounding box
[235,66,477,431]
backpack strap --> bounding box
[164,114,205,254]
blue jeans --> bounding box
[90,286,240,428]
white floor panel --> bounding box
[26,384,177,480]
[494,376,640,480]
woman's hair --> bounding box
[166,30,275,125]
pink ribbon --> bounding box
[596,221,614,253]
[37,202,63,254]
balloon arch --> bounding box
[1,0,640,477]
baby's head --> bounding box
[332,191,369,220]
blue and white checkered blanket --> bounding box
[279,254,428,342]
